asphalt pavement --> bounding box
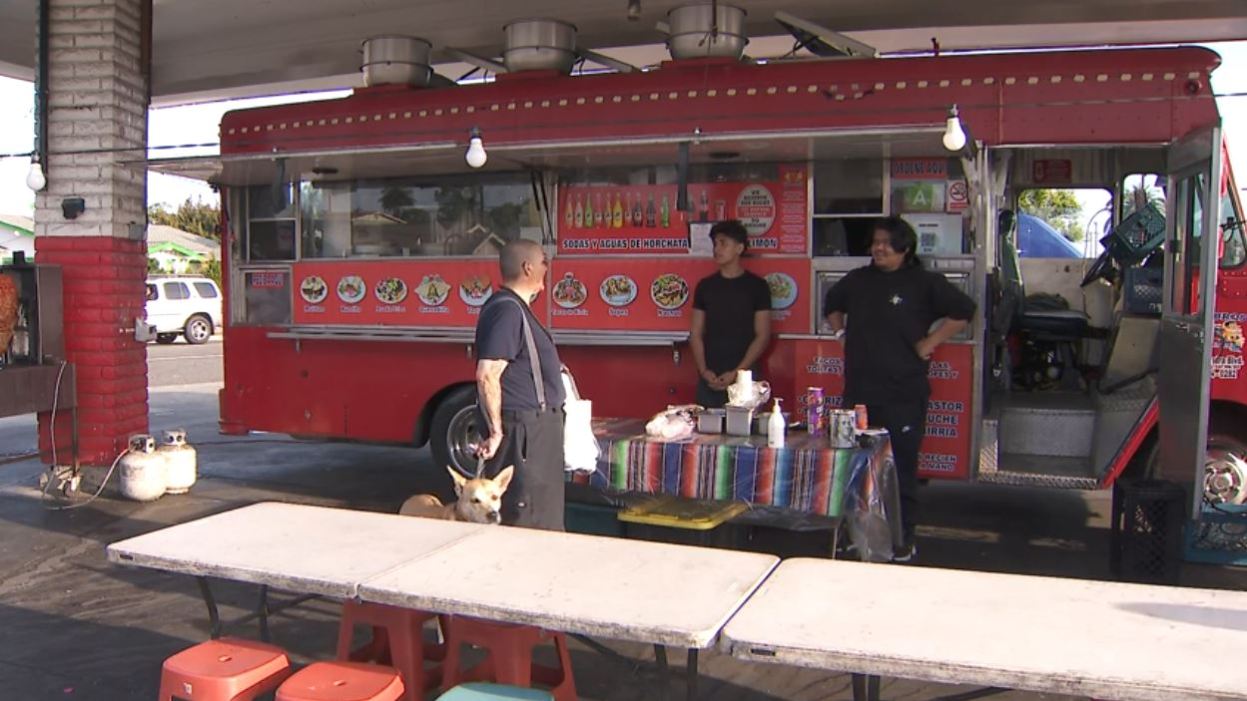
[1,349,1245,699]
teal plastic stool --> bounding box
[438,683,554,700]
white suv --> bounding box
[145,276,223,345]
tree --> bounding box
[149,198,221,241]
[202,256,222,286]
[1018,189,1085,242]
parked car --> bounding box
[145,276,222,344]
[1017,213,1086,258]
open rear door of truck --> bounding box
[1157,121,1223,513]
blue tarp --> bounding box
[1017,213,1085,258]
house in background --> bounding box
[147,224,219,274]
[0,214,35,264]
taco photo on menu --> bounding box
[553,272,588,308]
[337,275,366,304]
[300,275,328,304]
[374,277,408,305]
[650,273,689,310]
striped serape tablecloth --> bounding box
[573,419,892,519]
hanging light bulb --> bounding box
[26,155,46,192]
[942,104,967,152]
[465,127,487,168]
[626,0,642,21]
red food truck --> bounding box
[174,37,1247,560]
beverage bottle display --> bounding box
[645,193,657,227]
[632,192,643,226]
[564,196,574,229]
[612,193,624,228]
[624,193,632,227]
[698,188,709,223]
[583,191,594,228]
[594,193,604,227]
[660,194,670,228]
[574,195,584,228]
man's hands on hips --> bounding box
[915,336,939,361]
[478,431,503,460]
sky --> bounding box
[0,41,1245,223]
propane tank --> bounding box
[119,434,167,502]
[159,428,198,494]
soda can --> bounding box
[805,387,825,435]
[830,410,857,449]
[853,404,869,431]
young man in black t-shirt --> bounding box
[823,216,976,562]
[690,220,772,408]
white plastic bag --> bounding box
[561,368,600,473]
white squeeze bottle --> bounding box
[767,398,786,448]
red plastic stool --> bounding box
[158,637,292,701]
[276,661,404,701]
[336,601,446,701]
[440,617,576,701]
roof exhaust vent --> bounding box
[361,36,433,87]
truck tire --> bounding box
[184,315,213,345]
[155,333,178,344]
[429,385,483,479]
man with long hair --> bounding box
[824,216,976,561]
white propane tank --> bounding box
[119,434,167,502]
[159,428,197,494]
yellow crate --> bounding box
[617,495,748,531]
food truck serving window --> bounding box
[298,173,541,259]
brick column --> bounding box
[34,0,149,467]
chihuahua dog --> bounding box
[398,465,514,524]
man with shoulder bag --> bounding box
[474,240,567,530]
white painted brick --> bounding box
[69,61,116,79]
[52,47,105,63]
[57,20,106,34]
[54,165,105,181]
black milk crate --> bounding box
[1123,267,1163,316]
[1110,478,1187,584]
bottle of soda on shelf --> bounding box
[594,192,604,227]
[583,191,594,229]
[574,195,584,228]
[612,192,624,228]
[645,193,657,228]
[632,192,643,226]
[660,194,670,228]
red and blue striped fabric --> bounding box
[576,419,889,519]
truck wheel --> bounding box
[184,315,213,345]
[155,333,178,344]
[429,385,483,479]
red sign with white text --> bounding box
[790,338,973,479]
[292,260,502,327]
[557,166,808,256]
[549,257,811,334]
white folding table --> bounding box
[108,501,779,700]
[106,502,485,637]
[720,558,1247,701]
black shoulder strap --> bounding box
[497,295,546,410]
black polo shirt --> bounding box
[823,262,976,404]
[475,288,566,410]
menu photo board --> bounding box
[292,260,501,327]
[557,166,809,256]
[548,256,810,334]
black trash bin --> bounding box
[1110,479,1188,585]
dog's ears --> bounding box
[493,465,515,492]
[447,465,468,494]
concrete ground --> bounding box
[2,382,1245,700]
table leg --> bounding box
[256,585,271,642]
[654,645,669,701]
[196,577,222,640]
[851,673,881,701]
[686,648,699,701]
